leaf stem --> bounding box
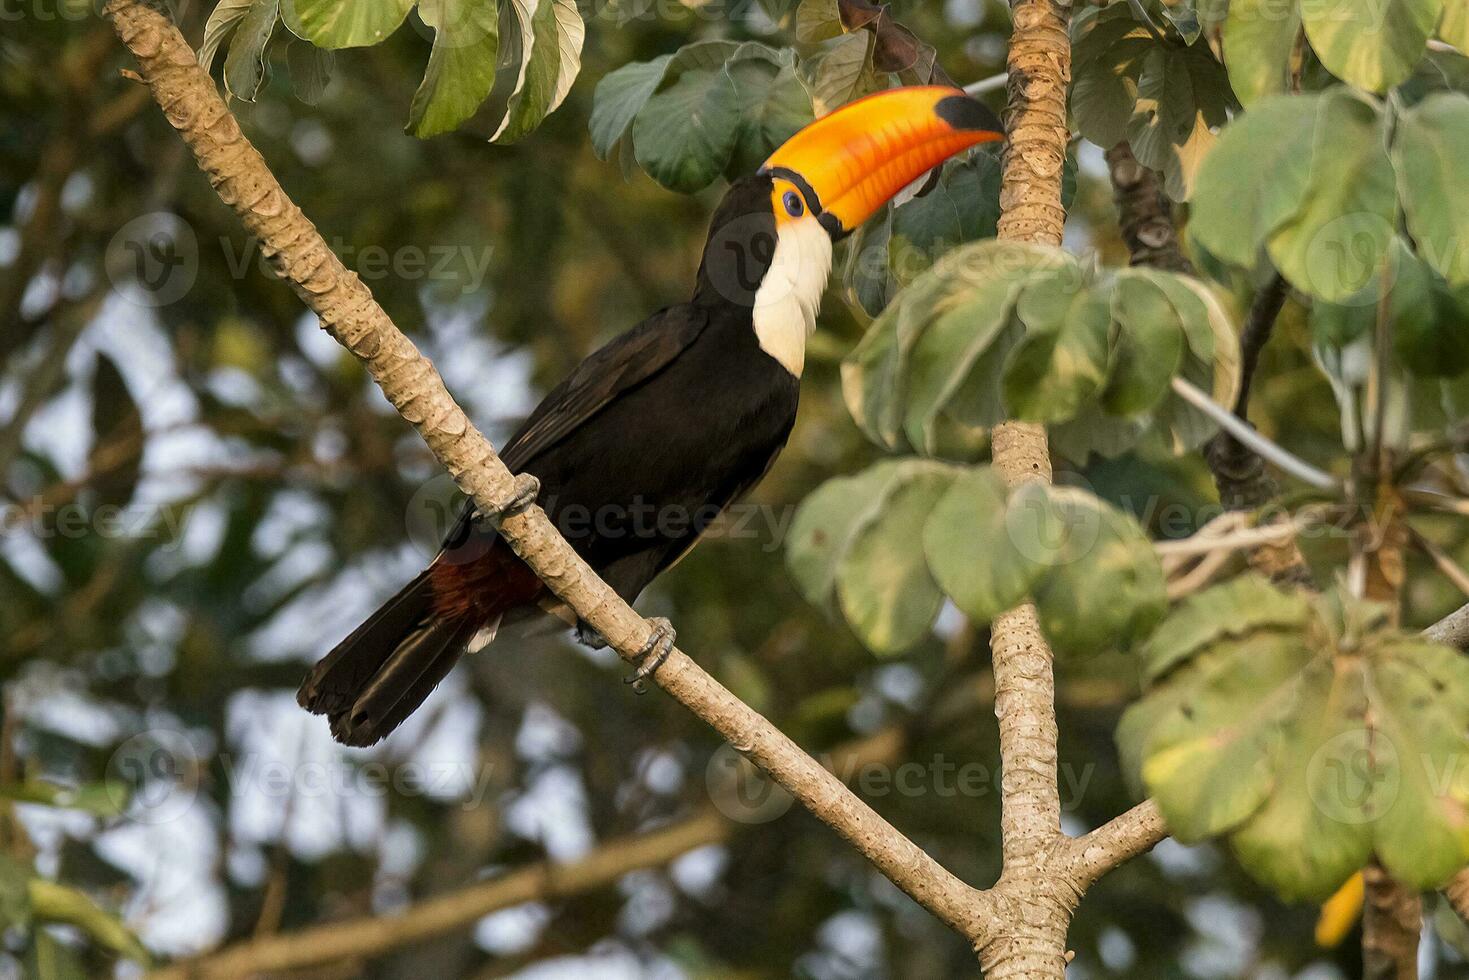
[1170,377,1339,490]
[963,72,1008,95]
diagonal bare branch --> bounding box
[104,0,1000,948]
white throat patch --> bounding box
[753,216,832,377]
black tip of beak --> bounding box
[935,94,1005,138]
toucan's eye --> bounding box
[782,190,804,217]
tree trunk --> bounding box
[979,0,1074,974]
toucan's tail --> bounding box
[297,570,479,747]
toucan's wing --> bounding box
[439,304,710,555]
[500,303,710,471]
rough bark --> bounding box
[979,0,1074,974]
[1103,142,1191,274]
[1362,863,1421,980]
[104,0,1007,951]
[1356,483,1420,977]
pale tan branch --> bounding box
[105,0,998,948]
[1057,799,1166,889]
[146,812,728,980]
[1424,601,1469,650]
[976,0,1074,974]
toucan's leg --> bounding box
[625,617,676,694]
[477,473,541,525]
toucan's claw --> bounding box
[479,473,540,525]
[624,617,676,694]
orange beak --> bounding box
[761,86,1004,238]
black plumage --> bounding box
[300,177,801,745]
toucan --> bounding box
[299,86,1005,746]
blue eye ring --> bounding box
[782,190,804,217]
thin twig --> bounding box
[1407,527,1469,601]
[1172,378,1338,490]
[1154,511,1318,561]
[1233,273,1289,419]
[964,72,1009,95]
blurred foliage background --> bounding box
[2,0,1468,976]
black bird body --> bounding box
[442,295,800,620]
[299,87,1005,746]
[302,178,808,745]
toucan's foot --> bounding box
[624,617,675,694]
[478,473,540,525]
[575,620,608,650]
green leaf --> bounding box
[835,461,957,653]
[1125,586,1469,900]
[223,0,278,102]
[723,47,814,178]
[589,55,673,161]
[795,0,843,42]
[1394,92,1469,286]
[1397,277,1469,376]
[1138,632,1313,841]
[1126,42,1233,199]
[545,0,583,113]
[841,240,1069,455]
[492,0,560,142]
[286,39,334,104]
[1151,0,1205,43]
[477,0,534,137]
[1141,576,1313,682]
[632,68,742,193]
[923,466,1044,622]
[810,31,878,115]
[787,460,958,654]
[1027,484,1167,654]
[1222,0,1301,105]
[888,178,963,288]
[1102,270,1185,416]
[841,207,893,317]
[1002,270,1111,422]
[886,154,1004,289]
[407,0,500,138]
[281,0,415,47]
[199,0,252,75]
[1226,657,1375,900]
[1265,89,1395,301]
[1303,0,1443,91]
[787,461,905,609]
[1310,236,1469,377]
[1371,640,1469,888]
[1146,273,1243,451]
[1190,93,1320,269]
[1071,6,1154,149]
